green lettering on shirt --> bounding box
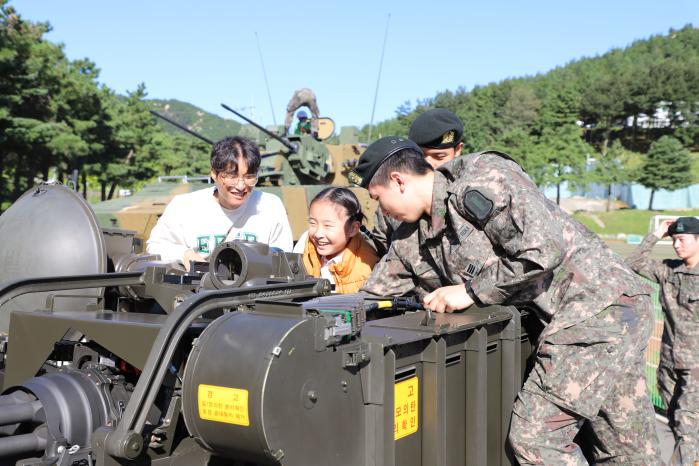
[229,231,258,243]
[197,236,211,254]
[197,235,228,254]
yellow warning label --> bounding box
[394,376,418,440]
[198,384,250,426]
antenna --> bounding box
[367,13,391,143]
[255,32,277,126]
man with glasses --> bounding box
[147,136,293,270]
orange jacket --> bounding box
[302,234,379,293]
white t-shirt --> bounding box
[146,187,293,263]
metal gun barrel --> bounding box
[0,432,47,457]
[220,103,296,152]
[0,400,42,425]
[149,110,214,145]
[0,392,32,406]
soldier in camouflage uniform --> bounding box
[352,137,661,464]
[371,108,464,252]
[627,216,699,465]
[283,88,320,135]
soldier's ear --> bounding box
[389,171,406,191]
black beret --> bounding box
[669,217,699,235]
[348,136,422,188]
[409,108,464,149]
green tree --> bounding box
[590,141,637,211]
[491,128,545,179]
[536,125,592,205]
[537,75,581,131]
[501,83,541,131]
[579,55,631,154]
[637,136,693,209]
[0,3,58,202]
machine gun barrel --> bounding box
[0,432,47,457]
[0,400,42,425]
[220,103,296,153]
[149,110,214,145]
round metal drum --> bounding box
[0,183,106,332]
[182,311,364,466]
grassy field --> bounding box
[572,209,699,236]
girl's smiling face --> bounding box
[308,199,360,259]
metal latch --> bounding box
[342,344,371,368]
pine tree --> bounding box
[637,136,693,209]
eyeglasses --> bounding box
[217,172,258,187]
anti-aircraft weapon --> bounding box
[0,183,539,465]
[92,105,373,247]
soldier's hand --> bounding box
[182,249,206,272]
[654,219,675,239]
[423,285,474,313]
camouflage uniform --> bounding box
[363,170,499,299]
[364,151,662,464]
[283,88,320,134]
[627,233,699,465]
[370,209,401,254]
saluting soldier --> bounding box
[371,108,464,252]
[627,216,699,465]
[352,137,661,464]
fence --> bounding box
[540,182,699,210]
[645,280,665,411]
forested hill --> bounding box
[365,24,699,153]
[147,99,241,141]
[360,25,699,208]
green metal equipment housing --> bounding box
[0,183,542,465]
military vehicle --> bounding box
[0,182,540,466]
[91,103,378,249]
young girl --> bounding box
[293,187,379,293]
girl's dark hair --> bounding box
[210,136,261,175]
[310,187,365,224]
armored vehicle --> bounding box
[0,183,540,466]
[91,104,377,248]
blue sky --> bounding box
[10,1,699,131]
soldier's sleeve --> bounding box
[361,247,418,297]
[625,233,667,283]
[370,210,392,253]
[458,167,567,305]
